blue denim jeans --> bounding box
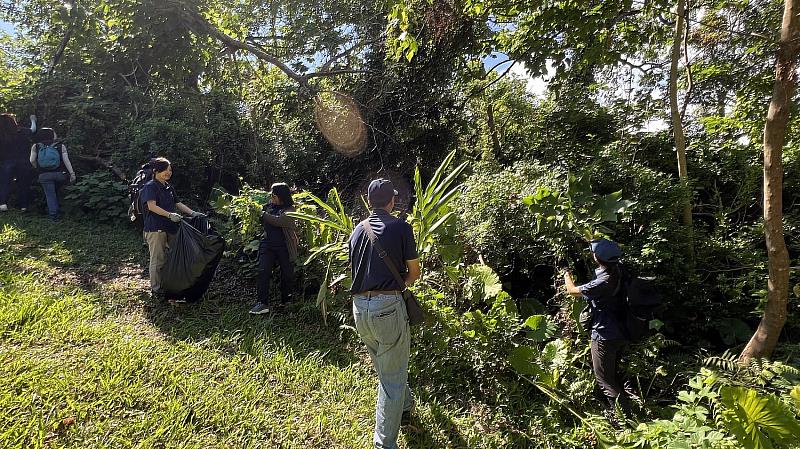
[0,160,34,208]
[352,293,414,449]
[38,171,68,218]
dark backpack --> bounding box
[578,264,663,342]
[37,142,62,170]
[620,268,663,341]
[127,160,154,222]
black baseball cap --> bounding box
[367,178,398,207]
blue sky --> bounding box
[0,20,14,34]
[1,20,14,35]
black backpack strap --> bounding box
[362,219,407,291]
[612,263,624,297]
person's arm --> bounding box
[61,145,76,183]
[147,200,178,218]
[404,258,421,287]
[563,272,583,297]
[175,202,201,216]
[262,209,296,228]
[402,223,421,287]
[29,115,36,133]
[30,144,37,168]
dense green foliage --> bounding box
[2,0,800,446]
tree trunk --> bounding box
[740,0,800,362]
[669,0,693,230]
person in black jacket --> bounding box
[0,113,36,211]
[248,183,299,315]
[563,238,632,418]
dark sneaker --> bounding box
[249,303,270,315]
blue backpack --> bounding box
[37,142,61,170]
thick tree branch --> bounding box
[160,1,313,91]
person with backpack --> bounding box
[139,157,204,301]
[563,238,632,419]
[248,183,299,315]
[29,128,76,220]
[348,178,421,449]
[0,113,37,212]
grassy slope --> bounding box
[0,213,506,449]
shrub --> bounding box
[64,171,129,223]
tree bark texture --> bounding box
[740,0,800,362]
[669,0,692,229]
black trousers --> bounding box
[590,339,629,407]
[257,241,294,305]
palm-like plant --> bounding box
[409,149,469,262]
[288,189,353,324]
[289,151,469,322]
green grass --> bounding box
[0,212,514,448]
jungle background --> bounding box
[1,0,799,448]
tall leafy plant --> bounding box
[288,189,354,324]
[409,149,469,262]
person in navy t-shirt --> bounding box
[563,238,632,419]
[139,157,204,300]
[348,178,421,449]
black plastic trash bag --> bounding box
[161,216,225,302]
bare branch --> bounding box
[318,35,385,73]
[618,57,663,74]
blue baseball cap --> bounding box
[367,178,398,207]
[589,238,622,262]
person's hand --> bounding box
[69,173,76,184]
[168,212,182,222]
[191,211,206,218]
[30,114,37,123]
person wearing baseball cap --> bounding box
[349,178,420,448]
[563,237,632,420]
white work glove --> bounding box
[191,211,206,218]
[168,212,182,223]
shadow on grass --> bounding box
[142,288,361,369]
[0,211,147,288]
[0,211,361,369]
[403,396,470,449]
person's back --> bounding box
[581,262,626,341]
[350,208,417,294]
[563,238,633,420]
[348,178,420,449]
[0,113,37,211]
